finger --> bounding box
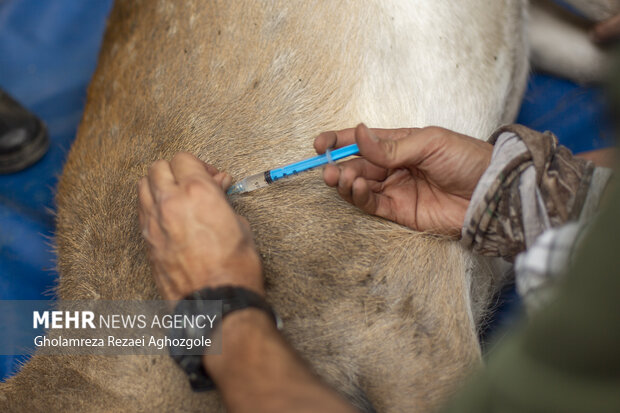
[314,124,421,154]
[350,177,376,214]
[351,178,396,223]
[355,123,436,170]
[198,160,232,190]
[337,157,388,182]
[202,162,221,177]
[314,129,356,154]
[214,172,233,191]
[592,13,620,43]
[170,152,214,184]
[323,155,387,188]
[336,165,360,204]
[323,164,341,187]
[148,159,177,200]
[325,159,387,196]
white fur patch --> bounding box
[351,0,527,139]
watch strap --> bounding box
[171,286,280,392]
[188,286,279,327]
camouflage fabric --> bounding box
[461,124,596,260]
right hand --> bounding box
[314,123,493,236]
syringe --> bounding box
[227,144,359,195]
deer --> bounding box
[1,0,616,411]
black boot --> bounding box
[0,89,49,173]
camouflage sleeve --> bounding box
[460,124,611,260]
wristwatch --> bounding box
[169,286,281,391]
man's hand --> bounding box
[314,124,492,235]
[138,152,263,300]
[138,153,358,413]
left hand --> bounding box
[314,124,492,235]
[138,152,264,301]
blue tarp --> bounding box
[0,0,114,379]
[0,0,615,381]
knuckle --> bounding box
[173,151,194,163]
[341,167,353,182]
[184,178,209,196]
[158,196,184,221]
[393,127,415,139]
[340,168,356,188]
[419,126,450,150]
[184,178,208,194]
[422,126,448,141]
[404,127,420,135]
[422,126,442,135]
[149,159,168,172]
[382,140,399,167]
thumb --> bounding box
[355,123,428,169]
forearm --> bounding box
[203,309,359,413]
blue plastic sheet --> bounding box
[0,0,114,379]
[0,0,615,381]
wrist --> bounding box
[167,256,264,300]
[207,252,264,296]
[169,285,278,391]
[202,308,278,380]
[200,308,358,413]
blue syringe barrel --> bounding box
[268,144,359,182]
